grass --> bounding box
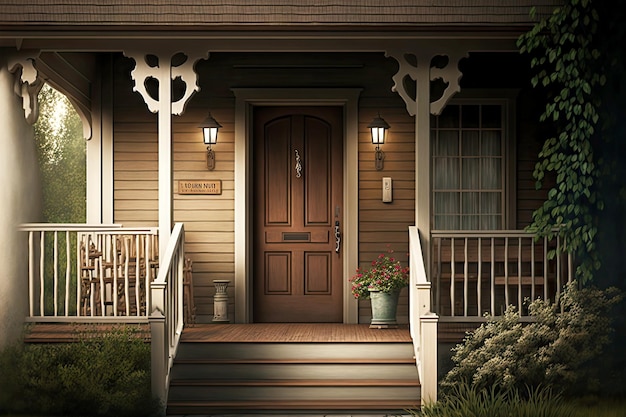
[570,399,626,417]
[408,383,626,417]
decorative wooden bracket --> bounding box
[7,50,44,124]
[385,49,468,116]
[124,49,209,115]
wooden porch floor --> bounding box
[23,323,412,343]
[181,323,412,343]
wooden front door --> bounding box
[253,106,343,322]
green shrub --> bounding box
[0,325,160,417]
[410,382,575,417]
[441,282,623,397]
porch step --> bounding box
[167,337,420,415]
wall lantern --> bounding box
[199,112,222,170]
[368,113,390,171]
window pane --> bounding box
[462,158,479,189]
[433,157,459,189]
[435,215,459,230]
[461,215,479,230]
[482,105,502,128]
[435,192,459,214]
[461,192,479,214]
[481,192,502,214]
[462,105,479,128]
[481,215,500,230]
[435,131,459,156]
[462,131,480,156]
[481,131,501,156]
[438,105,459,128]
[481,158,501,189]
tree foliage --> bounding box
[34,84,86,223]
[517,0,626,283]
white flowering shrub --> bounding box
[441,282,623,396]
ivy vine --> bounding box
[517,0,604,283]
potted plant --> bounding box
[349,250,409,328]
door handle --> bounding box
[335,220,341,254]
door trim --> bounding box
[232,88,362,323]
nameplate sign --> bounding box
[178,180,222,195]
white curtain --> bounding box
[432,105,503,230]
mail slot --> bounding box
[282,232,311,242]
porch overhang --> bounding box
[1,32,522,52]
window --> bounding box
[431,101,509,230]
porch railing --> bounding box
[19,223,158,322]
[149,222,185,407]
[431,230,574,319]
[408,226,438,404]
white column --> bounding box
[414,64,432,276]
[0,52,44,348]
[158,63,173,250]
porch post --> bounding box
[124,49,208,258]
[386,47,467,279]
[1,51,44,348]
[415,63,433,277]
[157,61,173,254]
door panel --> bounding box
[253,106,343,323]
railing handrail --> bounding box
[433,229,546,238]
[408,226,438,405]
[153,223,184,285]
[19,223,122,231]
[18,223,158,234]
[149,222,185,411]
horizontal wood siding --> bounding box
[173,103,235,320]
[515,89,552,228]
[357,93,415,324]
[113,56,158,227]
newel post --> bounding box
[149,281,167,412]
[420,312,439,405]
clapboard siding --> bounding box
[112,55,158,227]
[172,104,235,320]
[357,101,416,324]
[515,90,552,228]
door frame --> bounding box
[232,88,361,323]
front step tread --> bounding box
[167,398,421,412]
[174,357,415,364]
[170,378,421,387]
